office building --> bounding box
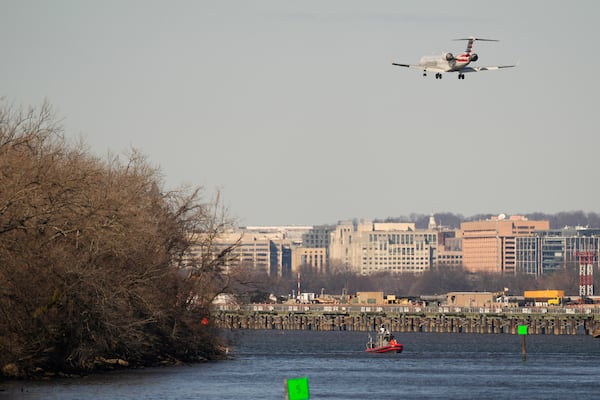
[292,247,328,274]
[516,227,600,276]
[461,215,550,274]
[190,226,311,277]
[328,220,440,275]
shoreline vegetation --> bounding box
[0,101,236,380]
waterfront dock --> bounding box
[214,304,600,335]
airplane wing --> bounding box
[459,65,516,73]
[392,62,417,69]
[391,63,446,73]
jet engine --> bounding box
[444,52,455,61]
[470,53,479,62]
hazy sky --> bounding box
[3,1,599,226]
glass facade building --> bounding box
[516,228,600,276]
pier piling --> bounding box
[214,305,600,336]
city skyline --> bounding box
[209,216,599,281]
[239,210,600,231]
[3,1,600,226]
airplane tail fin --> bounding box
[454,37,498,61]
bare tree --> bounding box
[0,101,236,378]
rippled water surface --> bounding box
[2,330,600,399]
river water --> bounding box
[2,330,600,399]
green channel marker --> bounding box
[285,376,310,400]
[518,325,528,361]
[518,325,528,335]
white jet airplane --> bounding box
[392,36,516,80]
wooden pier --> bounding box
[213,304,600,335]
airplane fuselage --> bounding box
[418,55,470,72]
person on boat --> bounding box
[381,327,392,343]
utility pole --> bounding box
[297,272,301,303]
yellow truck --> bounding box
[547,297,561,305]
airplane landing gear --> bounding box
[458,73,465,80]
[435,73,442,79]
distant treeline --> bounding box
[244,263,600,303]
[379,211,600,230]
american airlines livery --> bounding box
[392,36,516,80]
